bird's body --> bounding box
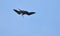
[13,9,35,16]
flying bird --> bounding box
[13,9,35,16]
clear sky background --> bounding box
[0,0,60,36]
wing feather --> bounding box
[13,9,21,14]
[27,12,35,15]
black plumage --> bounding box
[13,9,35,15]
[13,9,21,14]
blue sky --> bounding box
[0,0,60,36]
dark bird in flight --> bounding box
[13,9,35,16]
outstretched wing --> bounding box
[27,12,35,15]
[13,9,21,14]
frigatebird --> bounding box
[13,9,35,16]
